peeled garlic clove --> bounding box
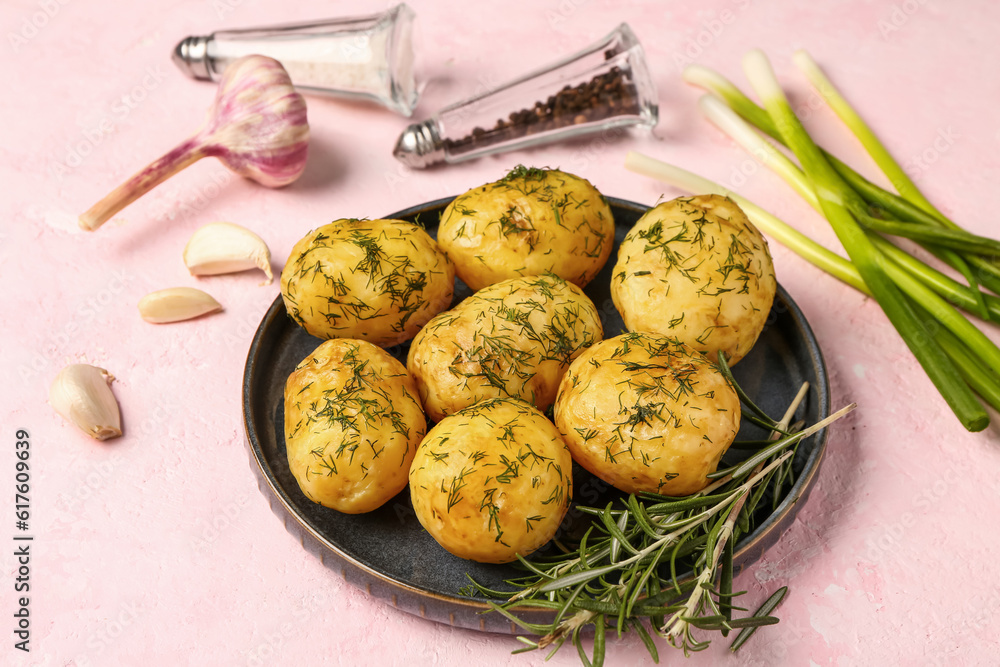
[138,287,222,323]
[183,221,273,284]
[50,364,122,441]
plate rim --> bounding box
[241,194,831,631]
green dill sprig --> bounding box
[501,164,551,183]
[466,376,854,664]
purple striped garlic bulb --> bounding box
[79,55,309,231]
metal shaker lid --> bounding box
[393,120,445,168]
[172,35,213,81]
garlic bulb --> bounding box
[183,221,273,284]
[138,287,223,323]
[49,364,123,441]
[200,55,310,187]
[79,55,309,231]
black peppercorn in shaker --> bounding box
[393,24,657,168]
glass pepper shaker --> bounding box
[393,23,657,168]
[171,4,420,116]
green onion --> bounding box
[828,166,1000,295]
[790,50,934,214]
[745,49,982,432]
[872,238,1000,323]
[855,214,1000,256]
[925,315,1000,413]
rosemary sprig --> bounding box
[467,372,854,663]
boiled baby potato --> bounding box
[437,166,614,291]
[407,273,603,422]
[554,332,741,496]
[284,338,426,514]
[281,218,455,347]
[612,195,776,365]
[408,398,573,564]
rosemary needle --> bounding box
[730,586,788,651]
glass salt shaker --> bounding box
[171,4,420,116]
[393,23,657,168]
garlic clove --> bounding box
[138,287,223,323]
[183,221,273,284]
[49,364,123,441]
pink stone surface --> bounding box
[3,0,1000,665]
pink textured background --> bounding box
[3,0,1000,665]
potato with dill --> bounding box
[406,273,602,422]
[408,398,573,564]
[284,338,426,514]
[612,195,776,365]
[281,218,455,347]
[554,332,741,496]
[437,166,614,291]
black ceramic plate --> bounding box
[242,196,830,634]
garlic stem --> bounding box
[79,137,206,231]
[49,364,123,441]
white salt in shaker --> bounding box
[172,4,420,116]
